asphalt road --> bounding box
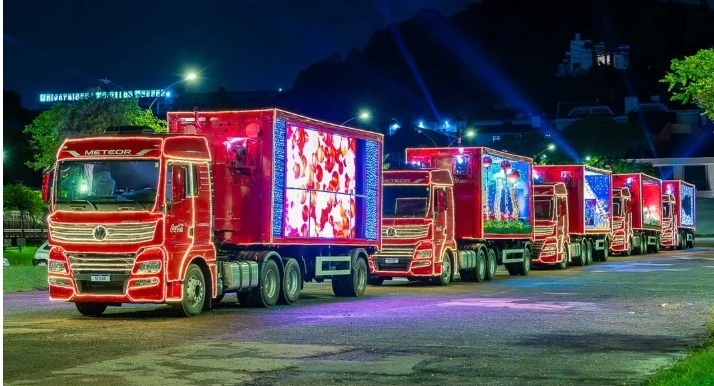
[4,247,714,386]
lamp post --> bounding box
[534,143,556,163]
[341,111,371,125]
[447,129,476,147]
[148,72,198,114]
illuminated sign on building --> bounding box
[39,89,172,103]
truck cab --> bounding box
[45,133,216,316]
[610,187,633,255]
[660,193,677,249]
[370,169,458,285]
[532,183,570,269]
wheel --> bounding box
[434,252,453,286]
[475,248,486,282]
[677,232,685,250]
[557,244,569,270]
[585,240,593,265]
[624,238,632,256]
[485,249,497,280]
[332,256,367,297]
[653,235,660,253]
[278,258,301,305]
[640,236,647,255]
[250,259,280,307]
[75,302,107,316]
[174,263,206,317]
[368,277,384,286]
[519,247,531,276]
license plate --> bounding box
[384,258,399,264]
[90,274,110,282]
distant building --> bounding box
[556,33,630,77]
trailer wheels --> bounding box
[557,246,569,270]
[520,247,531,276]
[678,232,686,250]
[475,248,486,282]
[332,255,368,297]
[251,259,280,307]
[175,263,206,317]
[75,302,107,316]
[485,249,497,281]
[599,240,609,262]
[278,258,301,305]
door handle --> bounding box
[189,227,194,237]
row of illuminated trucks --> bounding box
[42,109,696,317]
[370,146,697,286]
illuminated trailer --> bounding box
[611,173,663,255]
[662,180,696,249]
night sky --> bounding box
[5,0,476,109]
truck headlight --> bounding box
[48,261,67,274]
[415,250,432,259]
[137,261,161,274]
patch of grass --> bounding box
[3,245,42,266]
[645,314,714,385]
[3,266,48,292]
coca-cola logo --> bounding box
[170,224,185,233]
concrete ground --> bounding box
[4,247,714,385]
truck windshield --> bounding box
[54,160,160,211]
[534,199,553,220]
[612,199,622,216]
[382,185,429,218]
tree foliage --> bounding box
[661,48,714,121]
[3,184,47,238]
[23,95,166,171]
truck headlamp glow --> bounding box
[48,261,67,274]
[137,261,161,274]
[415,250,432,259]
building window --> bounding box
[684,165,710,191]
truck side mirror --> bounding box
[41,169,54,202]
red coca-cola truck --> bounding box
[662,180,697,249]
[611,173,662,255]
[370,147,534,285]
[532,165,613,269]
[42,109,383,316]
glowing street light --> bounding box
[448,129,477,147]
[534,143,556,160]
[341,110,371,125]
[148,72,199,111]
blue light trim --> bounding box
[365,140,380,240]
[272,119,287,237]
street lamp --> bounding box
[448,129,476,147]
[341,111,371,125]
[148,72,198,112]
[534,143,556,162]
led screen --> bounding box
[680,183,695,227]
[481,151,532,234]
[283,124,357,238]
[583,171,611,230]
[642,178,662,228]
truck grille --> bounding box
[67,253,136,295]
[51,222,156,243]
[382,225,429,239]
[67,253,136,275]
[373,246,414,271]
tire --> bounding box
[641,236,647,255]
[585,240,593,265]
[654,235,661,253]
[519,247,531,276]
[474,249,486,282]
[175,263,206,317]
[278,258,301,305]
[557,244,569,270]
[332,256,367,297]
[75,302,107,316]
[485,248,497,280]
[250,259,280,307]
[624,238,632,256]
[434,252,452,286]
[677,232,685,250]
